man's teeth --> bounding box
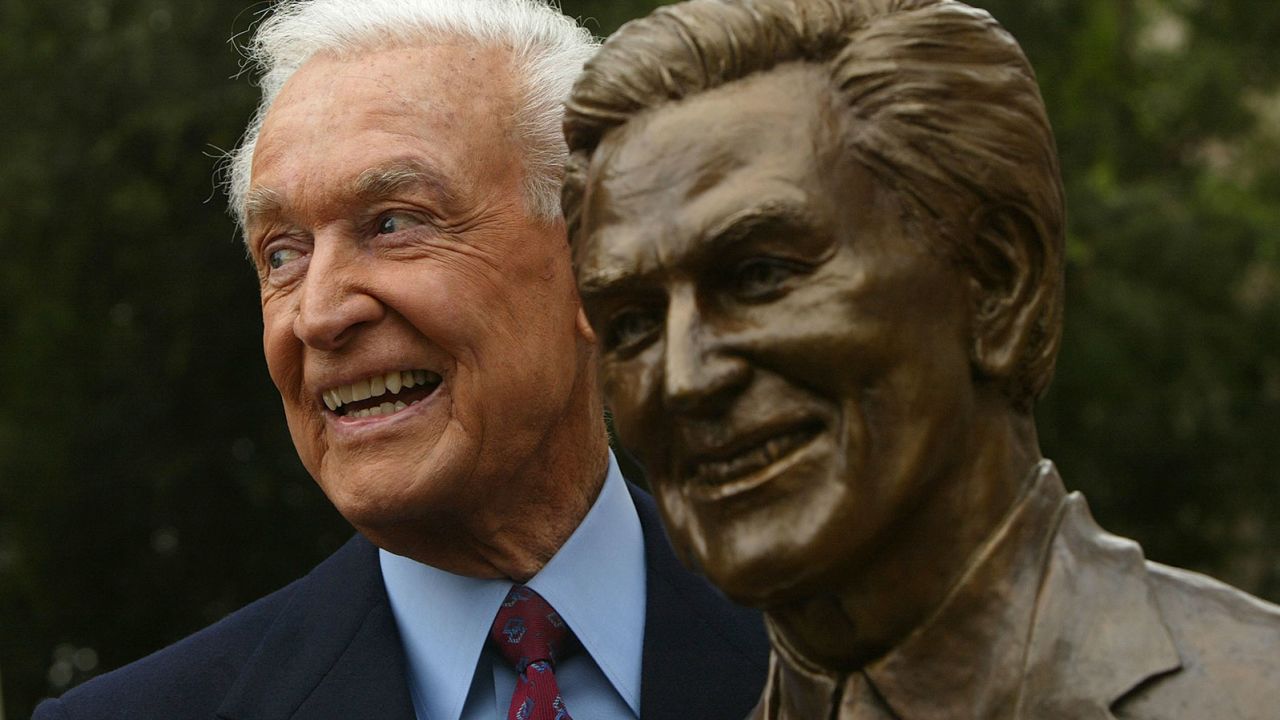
[349,401,409,419]
[322,369,440,414]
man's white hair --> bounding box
[225,0,597,230]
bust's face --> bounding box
[575,64,979,606]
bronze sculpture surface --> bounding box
[562,0,1280,717]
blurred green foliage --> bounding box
[1,0,1277,717]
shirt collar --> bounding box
[862,461,1067,718]
[524,452,646,714]
[379,451,645,720]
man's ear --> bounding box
[967,203,1053,383]
[576,306,598,344]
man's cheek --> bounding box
[284,413,323,480]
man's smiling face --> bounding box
[246,44,594,568]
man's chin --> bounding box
[317,470,439,530]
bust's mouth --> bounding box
[678,419,824,496]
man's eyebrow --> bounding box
[353,159,455,205]
[243,160,455,233]
[243,186,284,230]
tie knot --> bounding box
[490,586,574,673]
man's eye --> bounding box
[268,247,303,270]
[733,258,801,300]
[377,212,425,234]
[605,307,662,353]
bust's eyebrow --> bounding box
[577,260,646,299]
[700,201,813,255]
[577,202,815,299]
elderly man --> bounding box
[564,0,1280,718]
[33,1,766,719]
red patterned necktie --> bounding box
[490,585,575,720]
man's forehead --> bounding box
[254,42,521,154]
[280,41,517,96]
[246,43,520,224]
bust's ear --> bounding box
[967,203,1054,383]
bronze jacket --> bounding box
[753,463,1280,719]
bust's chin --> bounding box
[678,531,856,613]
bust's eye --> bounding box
[733,257,801,300]
[268,247,303,270]
[604,307,662,354]
[377,212,425,235]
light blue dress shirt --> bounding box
[380,452,645,720]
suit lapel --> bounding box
[216,535,416,720]
[216,488,767,720]
[1019,493,1182,719]
[628,482,769,720]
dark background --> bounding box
[2,0,1277,717]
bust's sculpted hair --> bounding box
[225,0,597,229]
[563,0,1066,409]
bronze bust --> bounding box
[562,0,1280,717]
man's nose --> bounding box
[292,238,382,350]
[662,289,749,415]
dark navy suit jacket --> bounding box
[35,484,767,720]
